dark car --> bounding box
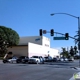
[68,57,74,61]
[44,56,53,62]
[16,56,29,63]
[53,58,57,62]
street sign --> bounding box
[54,37,65,40]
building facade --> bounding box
[19,36,50,47]
[28,42,59,58]
[8,36,60,58]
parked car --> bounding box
[16,56,29,63]
[28,56,44,64]
[44,56,53,62]
[8,57,18,63]
[68,57,74,61]
[53,58,58,62]
[64,58,68,62]
[59,57,69,62]
[60,58,64,62]
[3,56,13,63]
[3,52,13,63]
[3,59,10,63]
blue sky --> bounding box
[0,0,80,49]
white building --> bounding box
[8,36,60,58]
[19,36,50,47]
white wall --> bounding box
[49,48,60,57]
[19,36,42,45]
[42,36,50,47]
[19,36,50,48]
[28,42,59,58]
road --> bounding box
[0,60,79,80]
[45,60,79,68]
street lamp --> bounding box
[50,12,80,67]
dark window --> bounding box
[19,56,25,59]
[32,56,39,58]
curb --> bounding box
[71,67,78,70]
[70,67,80,70]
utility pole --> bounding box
[78,17,80,67]
[50,13,80,67]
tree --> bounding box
[74,46,78,55]
[60,47,69,58]
[69,46,78,58]
[69,46,75,57]
[0,26,20,56]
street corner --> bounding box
[69,72,80,80]
[73,72,80,80]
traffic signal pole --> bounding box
[78,17,80,67]
[50,13,80,67]
[54,32,76,40]
[46,31,77,40]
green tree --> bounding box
[69,46,78,57]
[69,46,75,57]
[60,47,69,58]
[0,26,20,56]
[74,46,78,55]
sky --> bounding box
[0,0,80,50]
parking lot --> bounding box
[0,60,79,80]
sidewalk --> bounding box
[69,72,80,80]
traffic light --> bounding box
[39,29,43,36]
[50,29,54,36]
[65,33,69,40]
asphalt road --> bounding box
[0,60,79,80]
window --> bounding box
[32,56,39,58]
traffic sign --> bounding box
[54,37,65,40]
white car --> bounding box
[60,58,64,62]
[8,57,18,63]
[28,56,44,64]
[64,58,68,61]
